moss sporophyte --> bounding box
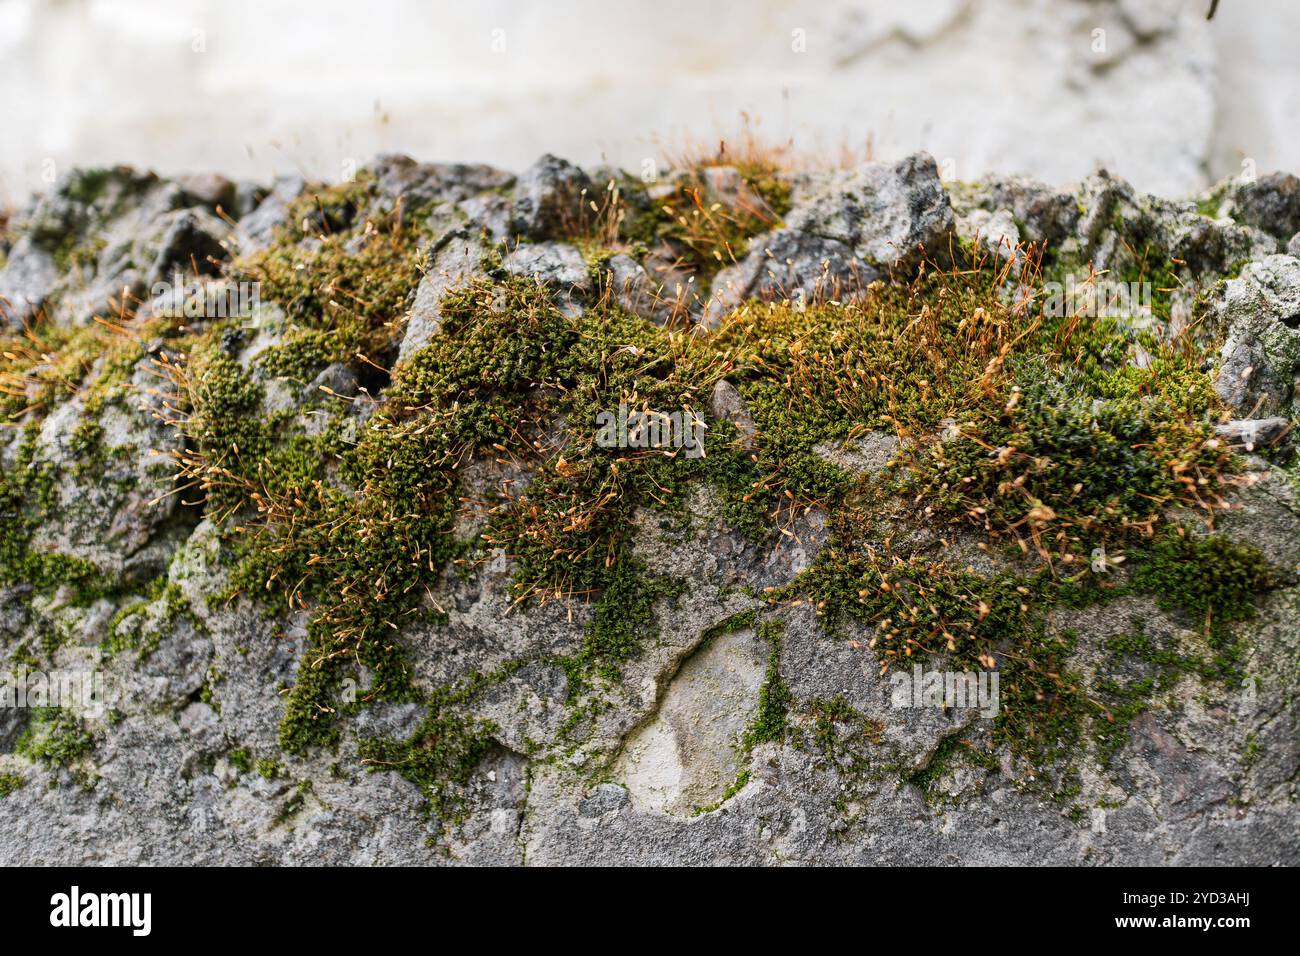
[3,167,1286,821]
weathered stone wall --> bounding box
[0,148,1296,865]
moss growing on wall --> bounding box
[11,158,1282,825]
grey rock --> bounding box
[232,180,268,221]
[454,192,514,243]
[147,207,231,284]
[176,173,237,215]
[509,153,591,240]
[813,431,901,477]
[1230,172,1300,243]
[72,207,232,329]
[784,152,954,269]
[0,706,31,753]
[0,236,58,328]
[502,241,590,293]
[955,207,1021,262]
[1074,169,1147,272]
[615,625,768,816]
[1072,168,1275,285]
[1208,255,1300,416]
[305,363,360,403]
[597,253,675,326]
[4,153,1300,868]
[27,356,187,580]
[698,165,768,215]
[234,175,305,254]
[578,783,629,818]
[1169,213,1263,278]
[369,153,513,219]
[709,379,757,450]
[1214,417,1291,453]
[3,165,208,329]
[397,229,489,364]
[702,228,876,328]
[956,174,1079,249]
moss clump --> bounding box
[795,696,880,777]
[233,177,423,373]
[767,543,1091,787]
[0,427,104,596]
[743,620,790,749]
[15,708,95,769]
[151,210,1277,810]
[0,772,24,797]
[255,324,367,382]
[894,349,1232,566]
[359,684,498,833]
[905,732,1000,802]
[614,167,788,284]
[769,527,1278,794]
[0,314,153,425]
[227,747,252,774]
[1130,532,1277,680]
[105,578,198,658]
[563,559,685,694]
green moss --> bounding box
[15,708,95,768]
[1130,532,1276,680]
[139,216,1277,808]
[796,695,881,777]
[0,772,24,797]
[576,560,684,688]
[359,683,498,834]
[275,779,313,824]
[572,162,787,289]
[234,178,421,360]
[227,747,252,774]
[743,620,790,748]
[693,768,752,815]
[256,324,366,382]
[906,732,999,801]
[0,315,150,425]
[1241,732,1260,771]
[770,523,1279,795]
[699,608,759,643]
[0,427,105,597]
[104,578,199,658]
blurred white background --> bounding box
[2,0,1298,203]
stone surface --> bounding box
[785,152,954,270]
[709,379,758,450]
[616,626,768,816]
[502,242,590,294]
[508,154,591,241]
[397,229,490,364]
[2,152,1298,869]
[702,229,876,328]
[1208,255,1300,417]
